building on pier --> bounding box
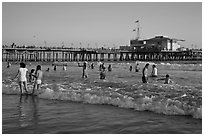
[120,35,185,52]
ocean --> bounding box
[2,61,202,134]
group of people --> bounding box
[142,63,173,84]
[77,61,172,84]
[129,63,140,72]
[10,61,173,95]
[13,62,43,95]
[78,61,112,79]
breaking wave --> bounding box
[2,80,202,119]
[159,63,202,71]
[117,62,202,71]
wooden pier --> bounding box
[2,48,202,62]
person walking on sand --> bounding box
[46,68,50,72]
[142,63,149,83]
[32,65,43,95]
[13,62,29,95]
[151,64,158,77]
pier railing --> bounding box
[2,47,202,62]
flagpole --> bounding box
[135,20,140,40]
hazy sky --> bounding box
[2,2,202,48]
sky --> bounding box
[2,2,202,48]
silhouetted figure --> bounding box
[157,74,174,84]
[32,65,43,95]
[7,61,11,68]
[100,68,106,79]
[78,62,88,78]
[91,63,94,69]
[98,61,102,71]
[129,65,133,72]
[135,63,140,72]
[101,63,105,71]
[142,63,149,83]
[108,64,112,72]
[46,68,50,72]
[29,69,35,83]
[54,65,57,71]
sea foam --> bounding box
[2,80,202,119]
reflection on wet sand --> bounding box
[18,95,39,129]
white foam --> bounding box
[2,81,202,119]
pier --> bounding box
[2,47,202,62]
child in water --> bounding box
[13,62,29,95]
[91,63,94,69]
[158,74,174,84]
[151,64,158,77]
[54,65,57,71]
[32,65,43,95]
[29,69,35,83]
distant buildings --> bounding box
[120,35,185,52]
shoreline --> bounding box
[2,61,202,119]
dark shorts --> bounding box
[142,76,148,83]
[151,75,157,77]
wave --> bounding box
[115,61,202,71]
[159,63,202,71]
[2,81,202,119]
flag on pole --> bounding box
[135,20,139,23]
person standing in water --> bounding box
[129,65,133,72]
[151,64,158,77]
[78,61,88,78]
[54,65,57,71]
[7,61,11,68]
[13,62,29,95]
[157,74,174,84]
[108,64,112,72]
[98,61,102,71]
[100,67,106,79]
[29,69,35,83]
[63,65,67,71]
[142,63,149,83]
[91,63,94,69]
[135,63,140,72]
[32,65,43,95]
